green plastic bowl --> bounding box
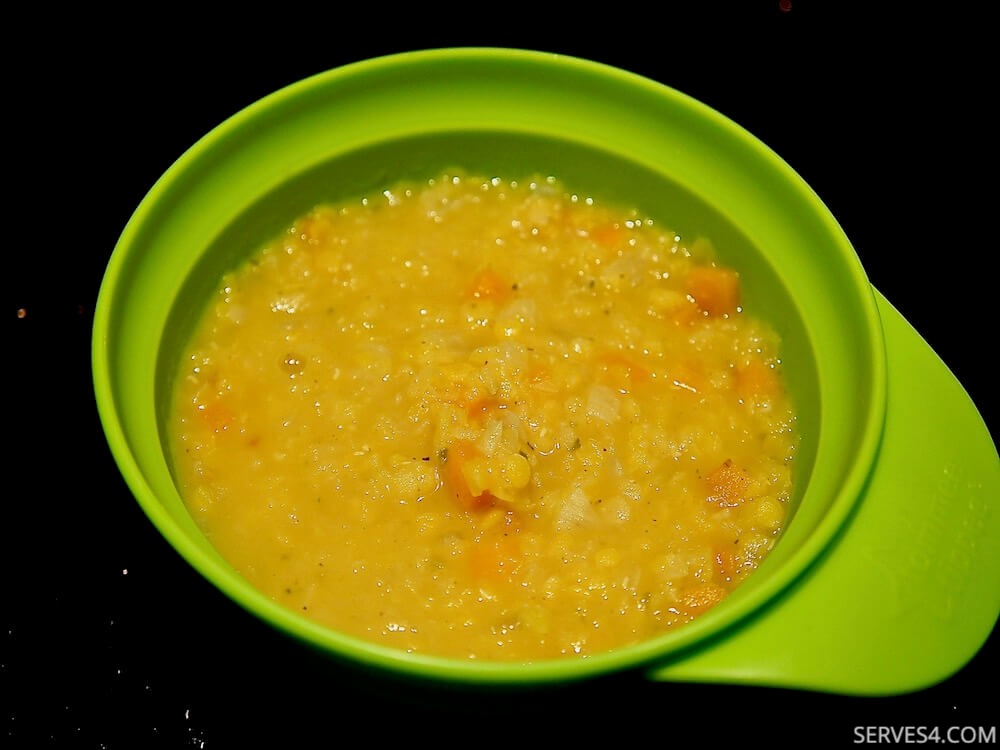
[92,48,999,695]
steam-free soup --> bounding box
[169,173,797,661]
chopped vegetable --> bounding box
[705,459,752,507]
[685,264,740,317]
[468,529,522,584]
[679,582,726,613]
[441,439,532,508]
[296,209,337,245]
[441,440,496,509]
[589,222,627,249]
[735,356,779,403]
[597,351,651,392]
[464,395,505,424]
[467,267,512,303]
[197,401,234,432]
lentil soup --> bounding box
[168,173,798,662]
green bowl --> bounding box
[92,48,999,695]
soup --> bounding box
[168,172,798,661]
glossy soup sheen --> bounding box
[169,173,798,662]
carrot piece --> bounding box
[296,210,337,245]
[590,222,627,249]
[685,265,741,317]
[468,532,522,583]
[441,440,495,510]
[198,401,234,432]
[467,268,512,303]
[679,582,727,613]
[525,365,551,386]
[668,298,702,327]
[465,395,504,424]
[597,351,651,392]
[704,459,751,507]
[735,357,779,402]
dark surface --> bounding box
[8,3,996,747]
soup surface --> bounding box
[169,173,798,661]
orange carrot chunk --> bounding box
[441,440,496,510]
[465,395,504,424]
[597,351,651,391]
[467,268,512,302]
[297,213,335,244]
[198,401,234,433]
[680,582,727,613]
[526,365,551,385]
[685,265,741,317]
[468,532,522,583]
[704,459,751,507]
[735,357,779,402]
[668,298,702,327]
[590,222,627,249]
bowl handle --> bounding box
[647,288,999,696]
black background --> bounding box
[8,2,997,747]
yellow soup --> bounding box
[169,173,798,662]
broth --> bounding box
[168,173,798,661]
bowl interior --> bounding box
[93,49,885,685]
